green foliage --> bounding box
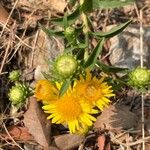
[93,0,135,9]
[81,0,93,13]
[96,61,128,73]
[59,79,71,96]
[84,38,105,69]
[40,0,134,96]
[91,20,132,38]
[52,7,80,26]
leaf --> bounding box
[64,43,86,53]
[23,97,51,149]
[54,134,84,150]
[40,24,64,37]
[84,38,105,69]
[59,79,71,96]
[52,6,80,26]
[96,61,128,73]
[81,0,93,12]
[97,134,106,150]
[76,49,85,60]
[98,134,111,150]
[93,0,135,9]
[63,13,68,30]
[0,3,13,25]
[94,105,138,132]
[91,20,131,38]
[0,126,33,141]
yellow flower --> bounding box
[35,80,58,103]
[42,93,98,133]
[74,71,115,110]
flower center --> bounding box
[56,96,82,121]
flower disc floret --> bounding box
[35,80,58,103]
[128,67,150,89]
[42,94,98,133]
[74,70,115,111]
[54,54,78,78]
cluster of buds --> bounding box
[8,70,31,108]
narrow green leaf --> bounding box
[91,20,131,38]
[63,13,68,30]
[96,61,128,73]
[40,25,64,37]
[93,0,135,9]
[84,38,105,69]
[64,43,86,53]
[52,7,80,26]
[81,0,93,12]
[76,49,85,60]
[59,79,70,96]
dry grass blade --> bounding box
[0,0,19,37]
[0,39,11,75]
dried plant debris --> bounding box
[23,97,51,149]
[94,105,138,132]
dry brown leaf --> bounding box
[18,0,67,12]
[97,134,106,150]
[0,3,13,25]
[97,134,111,150]
[53,134,85,150]
[0,126,34,141]
[23,97,51,149]
[94,105,138,133]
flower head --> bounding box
[8,83,30,107]
[42,93,98,133]
[128,67,150,90]
[74,70,114,110]
[35,80,58,103]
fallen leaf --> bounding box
[97,134,111,150]
[49,146,59,150]
[53,134,85,150]
[18,0,67,13]
[23,97,51,149]
[94,105,138,133]
[0,126,34,141]
[0,3,13,25]
[97,134,106,150]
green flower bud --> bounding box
[8,83,30,106]
[9,70,20,81]
[64,27,75,37]
[54,54,78,79]
[128,67,150,89]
